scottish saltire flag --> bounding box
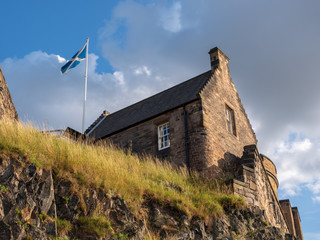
[60,43,87,75]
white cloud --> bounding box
[57,56,66,64]
[2,45,174,135]
[0,51,155,132]
[132,85,154,99]
[312,196,320,204]
[277,138,312,154]
[134,66,151,76]
[159,2,182,33]
[113,71,125,85]
[304,233,320,240]
[307,179,320,195]
[263,133,320,197]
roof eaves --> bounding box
[102,71,212,119]
[91,71,212,139]
[99,98,200,140]
[86,114,108,136]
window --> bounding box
[158,123,170,150]
[211,56,217,61]
[225,105,236,136]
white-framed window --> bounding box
[226,105,236,136]
[158,122,170,150]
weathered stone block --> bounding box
[249,180,257,190]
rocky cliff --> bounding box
[0,155,297,240]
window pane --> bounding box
[225,105,236,136]
[226,109,231,121]
[158,123,170,150]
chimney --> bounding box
[208,47,229,71]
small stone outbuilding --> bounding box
[86,47,303,239]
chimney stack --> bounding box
[208,47,229,71]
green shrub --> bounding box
[116,233,129,240]
[218,195,246,210]
[77,215,112,237]
[25,235,34,240]
[0,185,7,193]
[56,218,72,235]
[261,218,269,226]
[62,197,70,204]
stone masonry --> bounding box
[232,145,288,231]
[0,66,18,120]
[102,48,258,176]
[86,47,304,239]
[231,145,304,239]
[106,101,203,168]
[280,200,304,240]
[292,207,304,240]
[199,48,257,175]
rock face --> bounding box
[0,157,55,240]
[0,155,297,239]
[0,66,18,120]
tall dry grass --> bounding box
[0,119,245,219]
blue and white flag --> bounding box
[61,43,87,75]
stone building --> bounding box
[0,66,18,120]
[86,47,303,239]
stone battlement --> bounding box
[232,145,303,240]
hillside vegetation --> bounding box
[0,119,245,220]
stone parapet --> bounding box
[232,178,257,206]
[279,200,296,237]
[292,207,303,240]
[232,145,289,233]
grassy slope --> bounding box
[0,119,245,219]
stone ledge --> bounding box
[231,179,249,188]
[242,165,255,173]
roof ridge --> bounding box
[86,70,213,137]
[97,70,211,120]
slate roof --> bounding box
[87,70,213,139]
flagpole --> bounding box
[82,37,89,134]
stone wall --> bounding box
[102,48,258,175]
[261,154,279,200]
[106,100,205,169]
[199,49,257,175]
[232,145,289,232]
[100,48,258,176]
[292,207,304,240]
[280,200,304,239]
[279,200,296,236]
[0,66,18,120]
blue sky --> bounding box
[1,1,320,238]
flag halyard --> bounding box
[60,43,87,75]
